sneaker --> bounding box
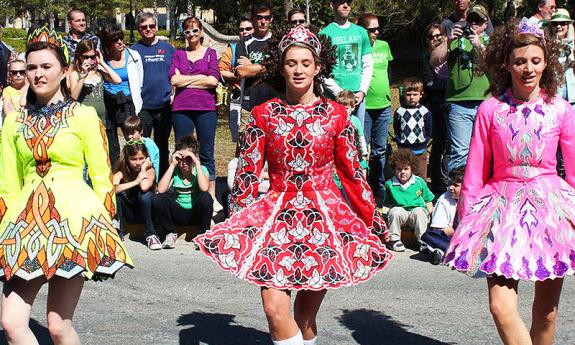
[162,233,178,249]
[213,199,224,215]
[387,240,405,252]
[146,235,162,250]
[431,250,444,265]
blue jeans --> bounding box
[364,106,392,200]
[172,110,217,180]
[353,98,367,126]
[117,189,155,238]
[447,101,482,171]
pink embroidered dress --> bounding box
[194,98,392,290]
[445,91,575,281]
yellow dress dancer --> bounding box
[0,99,133,281]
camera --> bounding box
[462,25,473,37]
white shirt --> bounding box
[430,192,457,228]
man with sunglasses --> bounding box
[219,15,253,143]
[234,4,276,138]
[320,0,373,126]
[63,8,101,63]
[131,12,175,176]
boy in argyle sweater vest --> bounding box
[393,78,432,180]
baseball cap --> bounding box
[467,4,488,23]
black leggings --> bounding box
[152,192,213,235]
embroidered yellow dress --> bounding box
[0,100,132,281]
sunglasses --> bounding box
[366,27,380,33]
[290,19,306,25]
[81,54,97,60]
[238,26,253,32]
[551,21,569,26]
[428,34,442,40]
[184,28,201,35]
[139,24,156,30]
[332,0,353,5]
[255,14,272,21]
[9,70,25,76]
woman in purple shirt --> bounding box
[170,17,221,204]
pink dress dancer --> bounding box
[445,91,575,281]
[194,98,391,290]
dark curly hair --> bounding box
[480,19,563,99]
[259,25,336,98]
[175,134,200,156]
[388,149,417,170]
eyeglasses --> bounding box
[255,14,272,21]
[184,28,201,35]
[551,21,569,26]
[139,24,156,30]
[290,19,306,25]
[366,27,380,33]
[238,26,253,32]
[9,70,25,76]
[428,34,442,40]
[81,54,97,60]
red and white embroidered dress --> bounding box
[195,98,392,290]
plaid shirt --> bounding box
[62,32,101,63]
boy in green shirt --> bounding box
[384,150,434,252]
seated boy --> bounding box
[384,149,434,252]
[393,78,432,180]
[122,115,160,181]
[421,166,464,264]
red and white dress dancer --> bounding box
[194,25,391,345]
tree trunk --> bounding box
[285,0,293,19]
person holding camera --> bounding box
[432,4,491,172]
[440,0,493,38]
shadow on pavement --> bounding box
[338,309,453,345]
[409,252,433,263]
[177,312,270,345]
[0,318,51,345]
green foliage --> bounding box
[4,38,26,53]
[2,28,27,39]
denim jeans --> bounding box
[172,110,217,180]
[447,101,482,171]
[353,98,367,127]
[117,189,155,238]
[428,99,450,193]
[364,106,392,201]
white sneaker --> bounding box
[162,233,178,249]
[146,235,162,250]
[213,199,224,215]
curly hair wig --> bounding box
[258,25,336,98]
[480,19,563,99]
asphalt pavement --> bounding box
[1,238,575,345]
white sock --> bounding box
[303,337,317,345]
[272,330,304,345]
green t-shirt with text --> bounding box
[366,39,393,109]
[446,35,490,102]
[320,23,372,94]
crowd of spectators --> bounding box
[0,0,573,256]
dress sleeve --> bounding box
[228,106,266,215]
[207,48,221,81]
[78,105,116,219]
[333,104,389,241]
[559,99,575,187]
[459,100,492,214]
[0,112,23,222]
[169,50,182,78]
